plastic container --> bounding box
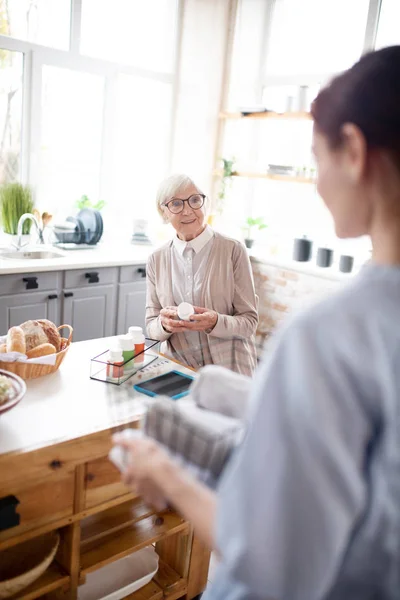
[177,302,194,321]
[128,326,145,363]
[106,349,124,381]
[117,334,135,372]
[77,546,159,600]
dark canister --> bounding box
[339,254,354,273]
[293,236,313,262]
[316,247,334,268]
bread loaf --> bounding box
[36,320,61,352]
[20,320,48,351]
[20,319,61,352]
[26,343,56,358]
[6,326,26,354]
[0,343,7,353]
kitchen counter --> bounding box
[0,243,154,275]
[0,339,208,600]
[249,250,358,282]
[0,336,193,458]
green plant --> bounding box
[216,157,236,213]
[0,183,34,234]
[243,216,268,240]
[76,194,106,211]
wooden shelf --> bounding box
[153,559,187,599]
[81,498,155,547]
[13,562,69,600]
[214,170,315,184]
[220,110,311,120]
[81,512,189,575]
[123,580,163,600]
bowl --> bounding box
[0,370,26,416]
[0,531,60,598]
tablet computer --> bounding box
[134,370,194,400]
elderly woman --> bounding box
[145,174,258,376]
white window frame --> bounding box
[258,0,383,90]
[0,0,183,202]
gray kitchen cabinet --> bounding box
[116,280,147,335]
[0,271,62,334]
[0,290,60,334]
[62,284,117,342]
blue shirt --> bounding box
[205,264,400,600]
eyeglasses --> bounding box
[163,194,205,214]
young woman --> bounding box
[114,46,400,600]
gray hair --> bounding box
[156,174,205,222]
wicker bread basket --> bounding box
[0,325,73,380]
[0,531,60,599]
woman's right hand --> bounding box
[160,306,186,333]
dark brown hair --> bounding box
[311,46,400,168]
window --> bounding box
[219,0,375,264]
[106,74,173,236]
[1,0,71,50]
[264,0,370,78]
[37,66,104,215]
[0,49,23,183]
[375,0,400,48]
[80,0,178,73]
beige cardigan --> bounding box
[145,232,258,376]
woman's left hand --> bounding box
[184,306,218,332]
[112,436,172,511]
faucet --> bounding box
[15,213,43,250]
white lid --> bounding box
[128,326,143,335]
[109,348,123,362]
[177,302,194,320]
[117,334,134,350]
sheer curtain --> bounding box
[171,0,233,196]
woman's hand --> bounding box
[112,436,172,511]
[112,434,218,550]
[184,306,218,332]
[160,306,186,334]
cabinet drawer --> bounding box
[0,473,74,542]
[64,267,118,289]
[84,456,131,509]
[119,264,147,283]
[0,271,61,295]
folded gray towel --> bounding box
[144,397,243,488]
[190,365,251,420]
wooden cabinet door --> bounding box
[62,285,116,342]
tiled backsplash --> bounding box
[251,257,348,355]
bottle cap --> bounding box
[128,326,145,343]
[177,302,194,321]
[109,348,123,362]
[117,334,134,350]
[128,326,143,335]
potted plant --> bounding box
[243,217,268,249]
[213,157,235,220]
[76,194,105,211]
[0,183,34,245]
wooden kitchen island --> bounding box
[0,338,210,600]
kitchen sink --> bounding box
[0,249,65,260]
